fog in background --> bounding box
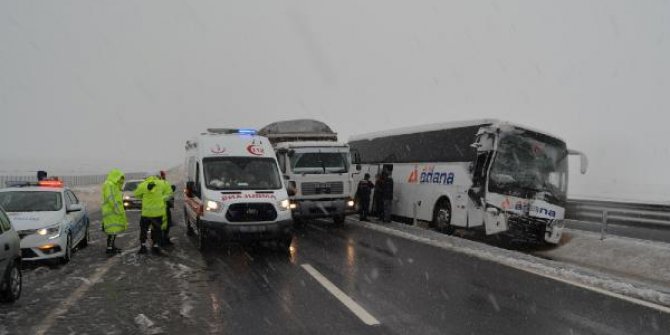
[1,1,668,201]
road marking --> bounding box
[32,250,133,335]
[349,217,670,315]
[301,263,380,326]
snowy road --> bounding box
[1,203,669,334]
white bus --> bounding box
[348,119,588,244]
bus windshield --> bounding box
[488,132,568,204]
[204,157,282,190]
[290,152,350,174]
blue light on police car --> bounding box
[237,128,257,135]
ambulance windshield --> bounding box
[204,157,282,190]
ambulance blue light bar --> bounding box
[207,128,257,135]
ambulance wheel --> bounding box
[196,223,209,251]
[61,234,73,264]
[432,199,455,235]
[0,261,22,303]
[185,208,194,236]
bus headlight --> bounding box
[37,225,61,239]
[205,200,222,212]
[278,199,290,211]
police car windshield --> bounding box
[204,157,282,190]
[123,181,141,191]
[0,191,63,212]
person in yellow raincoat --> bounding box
[101,169,128,255]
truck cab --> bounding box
[259,120,356,225]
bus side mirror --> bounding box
[185,181,195,198]
[568,149,589,174]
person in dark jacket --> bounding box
[372,173,383,219]
[380,170,394,223]
[355,173,374,221]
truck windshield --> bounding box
[488,132,568,204]
[0,191,63,212]
[290,152,350,174]
[204,157,282,190]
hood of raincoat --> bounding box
[106,169,125,189]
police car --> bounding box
[0,179,89,263]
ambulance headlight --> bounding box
[37,225,61,239]
[278,199,290,211]
[205,200,222,212]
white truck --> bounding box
[259,120,356,225]
[183,128,293,250]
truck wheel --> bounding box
[1,261,22,303]
[432,200,455,235]
[293,218,307,228]
[333,215,346,226]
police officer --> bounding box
[101,169,128,255]
[134,174,173,254]
[355,173,374,221]
[159,171,175,246]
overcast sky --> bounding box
[1,0,669,201]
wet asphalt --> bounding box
[0,201,668,335]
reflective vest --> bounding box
[101,169,128,234]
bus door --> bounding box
[467,132,494,228]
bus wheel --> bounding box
[432,200,455,235]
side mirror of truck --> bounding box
[185,181,195,198]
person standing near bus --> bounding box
[380,170,394,223]
[372,173,383,219]
[355,173,374,221]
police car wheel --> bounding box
[61,235,72,264]
[79,223,89,248]
[1,261,22,303]
[432,200,455,235]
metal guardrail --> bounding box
[0,172,147,188]
[566,199,670,232]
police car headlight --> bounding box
[205,200,222,212]
[123,195,131,200]
[37,225,61,239]
[278,199,290,211]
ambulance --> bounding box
[183,128,293,250]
